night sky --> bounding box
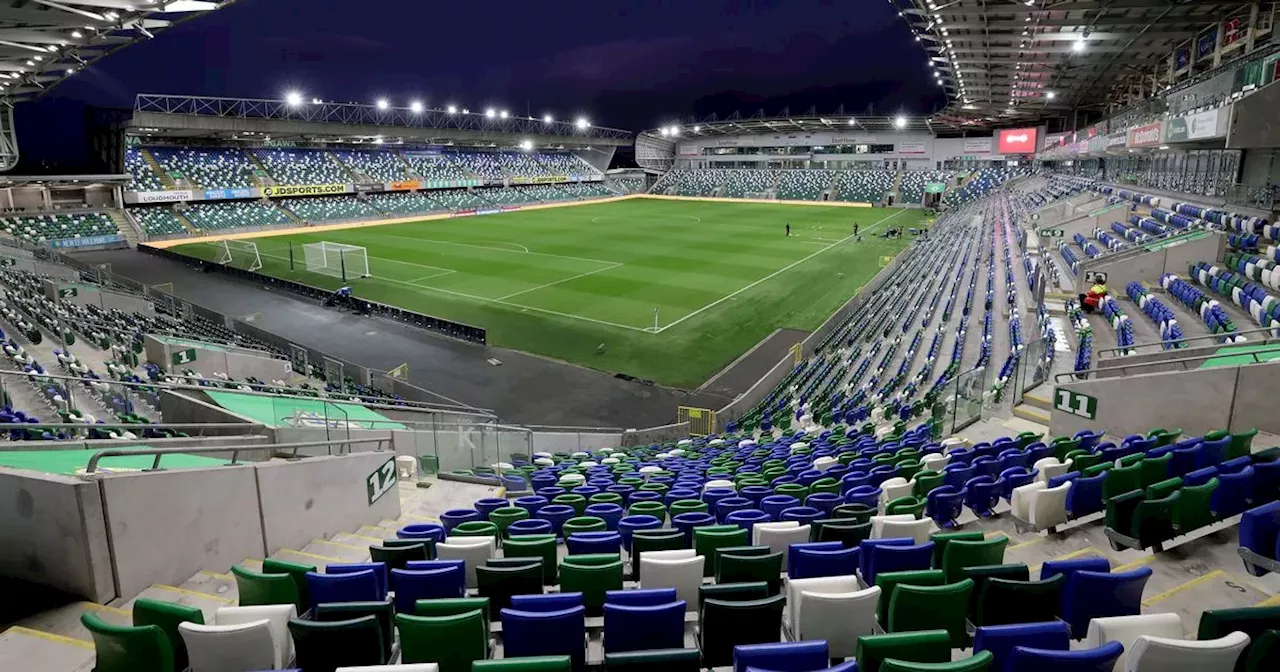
[16,0,945,171]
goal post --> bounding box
[215,240,262,272]
[302,242,371,281]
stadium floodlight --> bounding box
[410,100,424,113]
[1073,38,1085,52]
[285,91,303,107]
[71,30,83,39]
[520,139,533,151]
[575,117,590,129]
[499,110,509,119]
[376,98,389,110]
[847,118,856,125]
[485,108,496,118]
[1046,91,1056,100]
[65,68,74,75]
[671,126,680,137]
[659,128,669,137]
[894,115,907,129]
[447,104,457,114]
[693,125,701,132]
[543,114,553,123]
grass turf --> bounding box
[170,198,922,388]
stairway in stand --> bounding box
[106,210,141,247]
[140,148,175,190]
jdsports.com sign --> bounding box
[1127,122,1163,148]
[997,128,1038,154]
[262,183,350,197]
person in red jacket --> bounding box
[1080,282,1108,313]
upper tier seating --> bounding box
[256,148,351,184]
[149,147,257,189]
[536,152,592,176]
[182,200,291,231]
[125,147,164,191]
[0,211,118,242]
[453,152,504,180]
[403,153,472,181]
[334,150,413,182]
[281,195,381,222]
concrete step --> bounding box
[1002,413,1050,437]
[0,627,94,672]
[330,531,386,547]
[1012,404,1052,426]
[269,547,347,567]
[178,570,238,604]
[1022,390,1053,412]
[357,524,398,539]
[118,584,234,623]
[14,602,129,643]
[300,539,371,563]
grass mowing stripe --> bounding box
[169,199,922,387]
[655,208,904,333]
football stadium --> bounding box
[3,1,1280,671]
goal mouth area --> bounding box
[302,241,372,280]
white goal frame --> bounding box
[216,240,262,272]
[303,241,371,280]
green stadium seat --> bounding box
[887,579,974,646]
[395,609,488,672]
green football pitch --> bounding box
[169,198,922,388]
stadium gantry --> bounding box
[4,2,1280,672]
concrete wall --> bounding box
[1050,366,1238,439]
[530,431,623,453]
[0,469,114,602]
[622,422,693,447]
[145,334,292,381]
[1080,232,1224,292]
[255,452,402,555]
[100,464,265,598]
[159,391,262,433]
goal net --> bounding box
[303,242,371,280]
[215,240,262,272]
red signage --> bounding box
[1127,122,1163,148]
[998,127,1039,154]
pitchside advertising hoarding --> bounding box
[997,128,1038,154]
[261,183,350,197]
[1127,122,1163,148]
[203,188,258,200]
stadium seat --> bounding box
[559,556,624,614]
[1061,567,1153,636]
[973,574,1065,627]
[732,641,829,672]
[940,535,1009,583]
[602,601,686,653]
[973,621,1071,672]
[698,595,786,667]
[1126,632,1251,672]
[886,579,974,646]
[394,609,487,672]
[1004,640,1123,671]
[179,620,275,672]
[289,615,387,671]
[787,579,877,658]
[639,551,703,610]
[501,607,588,670]
[855,630,952,672]
[1082,613,1182,670]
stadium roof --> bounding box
[642,114,975,138]
[0,1,231,103]
[128,94,634,147]
[893,0,1265,125]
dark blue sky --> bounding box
[18,0,944,169]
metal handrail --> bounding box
[1054,342,1280,383]
[0,362,493,420]
[84,437,393,473]
[0,422,263,431]
[1096,324,1279,361]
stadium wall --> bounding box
[0,469,114,602]
[1077,232,1224,291]
[1050,359,1280,439]
[674,132,1038,167]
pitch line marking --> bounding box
[653,209,905,334]
[256,246,648,332]
[409,270,456,283]
[495,262,624,301]
[368,232,614,267]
